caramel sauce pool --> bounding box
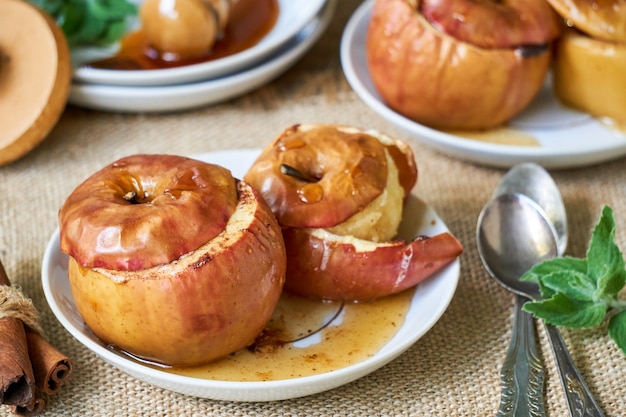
[445,127,540,146]
[140,291,413,381]
[86,0,279,70]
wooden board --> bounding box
[0,0,71,166]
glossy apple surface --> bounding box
[546,0,626,42]
[67,181,286,367]
[282,226,463,301]
[244,124,417,229]
[366,0,559,130]
[59,154,238,271]
[553,29,626,123]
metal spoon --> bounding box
[478,193,557,417]
[493,163,604,417]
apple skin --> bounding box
[282,227,463,302]
[545,0,626,43]
[421,0,561,49]
[244,124,417,229]
[366,0,555,130]
[59,154,238,271]
[66,181,286,367]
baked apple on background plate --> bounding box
[340,0,626,169]
[547,0,626,125]
[366,0,561,130]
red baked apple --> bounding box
[366,0,562,130]
[245,124,462,302]
[59,155,286,366]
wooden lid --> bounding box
[0,0,71,166]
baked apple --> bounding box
[366,0,562,130]
[59,154,286,367]
[545,0,626,43]
[244,124,463,301]
[140,0,231,60]
[552,28,626,123]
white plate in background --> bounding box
[68,0,335,112]
[72,0,327,86]
[42,149,460,402]
[340,0,626,169]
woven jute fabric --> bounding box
[2,1,626,415]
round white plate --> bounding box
[42,149,460,402]
[68,0,335,113]
[72,0,328,86]
[340,0,626,169]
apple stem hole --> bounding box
[279,164,318,183]
[123,191,140,204]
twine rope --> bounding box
[0,284,44,336]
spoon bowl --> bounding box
[493,162,568,255]
[477,193,558,298]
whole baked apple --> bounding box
[366,0,562,130]
[59,154,286,366]
[244,124,463,302]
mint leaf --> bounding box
[28,0,137,46]
[587,206,626,300]
[523,294,607,328]
[521,256,587,298]
[608,310,626,355]
[539,270,597,301]
[520,205,626,355]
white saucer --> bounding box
[340,0,626,169]
[68,0,335,113]
[72,0,327,86]
[42,148,460,402]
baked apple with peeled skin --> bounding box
[59,154,286,367]
[552,29,626,123]
[244,124,463,301]
[366,0,562,130]
[546,1,626,123]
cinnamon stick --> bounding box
[10,391,45,417]
[0,262,35,408]
[25,330,73,396]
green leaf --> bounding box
[27,0,137,46]
[523,294,607,328]
[521,256,587,284]
[608,310,626,355]
[521,256,587,298]
[539,270,597,301]
[587,206,626,299]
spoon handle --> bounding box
[497,295,545,417]
[543,323,605,417]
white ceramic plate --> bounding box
[42,149,460,402]
[72,0,328,86]
[68,0,335,113]
[340,0,626,169]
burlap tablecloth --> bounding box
[2,1,626,415]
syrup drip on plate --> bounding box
[114,290,413,381]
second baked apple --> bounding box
[244,124,463,301]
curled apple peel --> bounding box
[282,227,463,302]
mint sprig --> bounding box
[521,205,626,354]
[29,0,137,46]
